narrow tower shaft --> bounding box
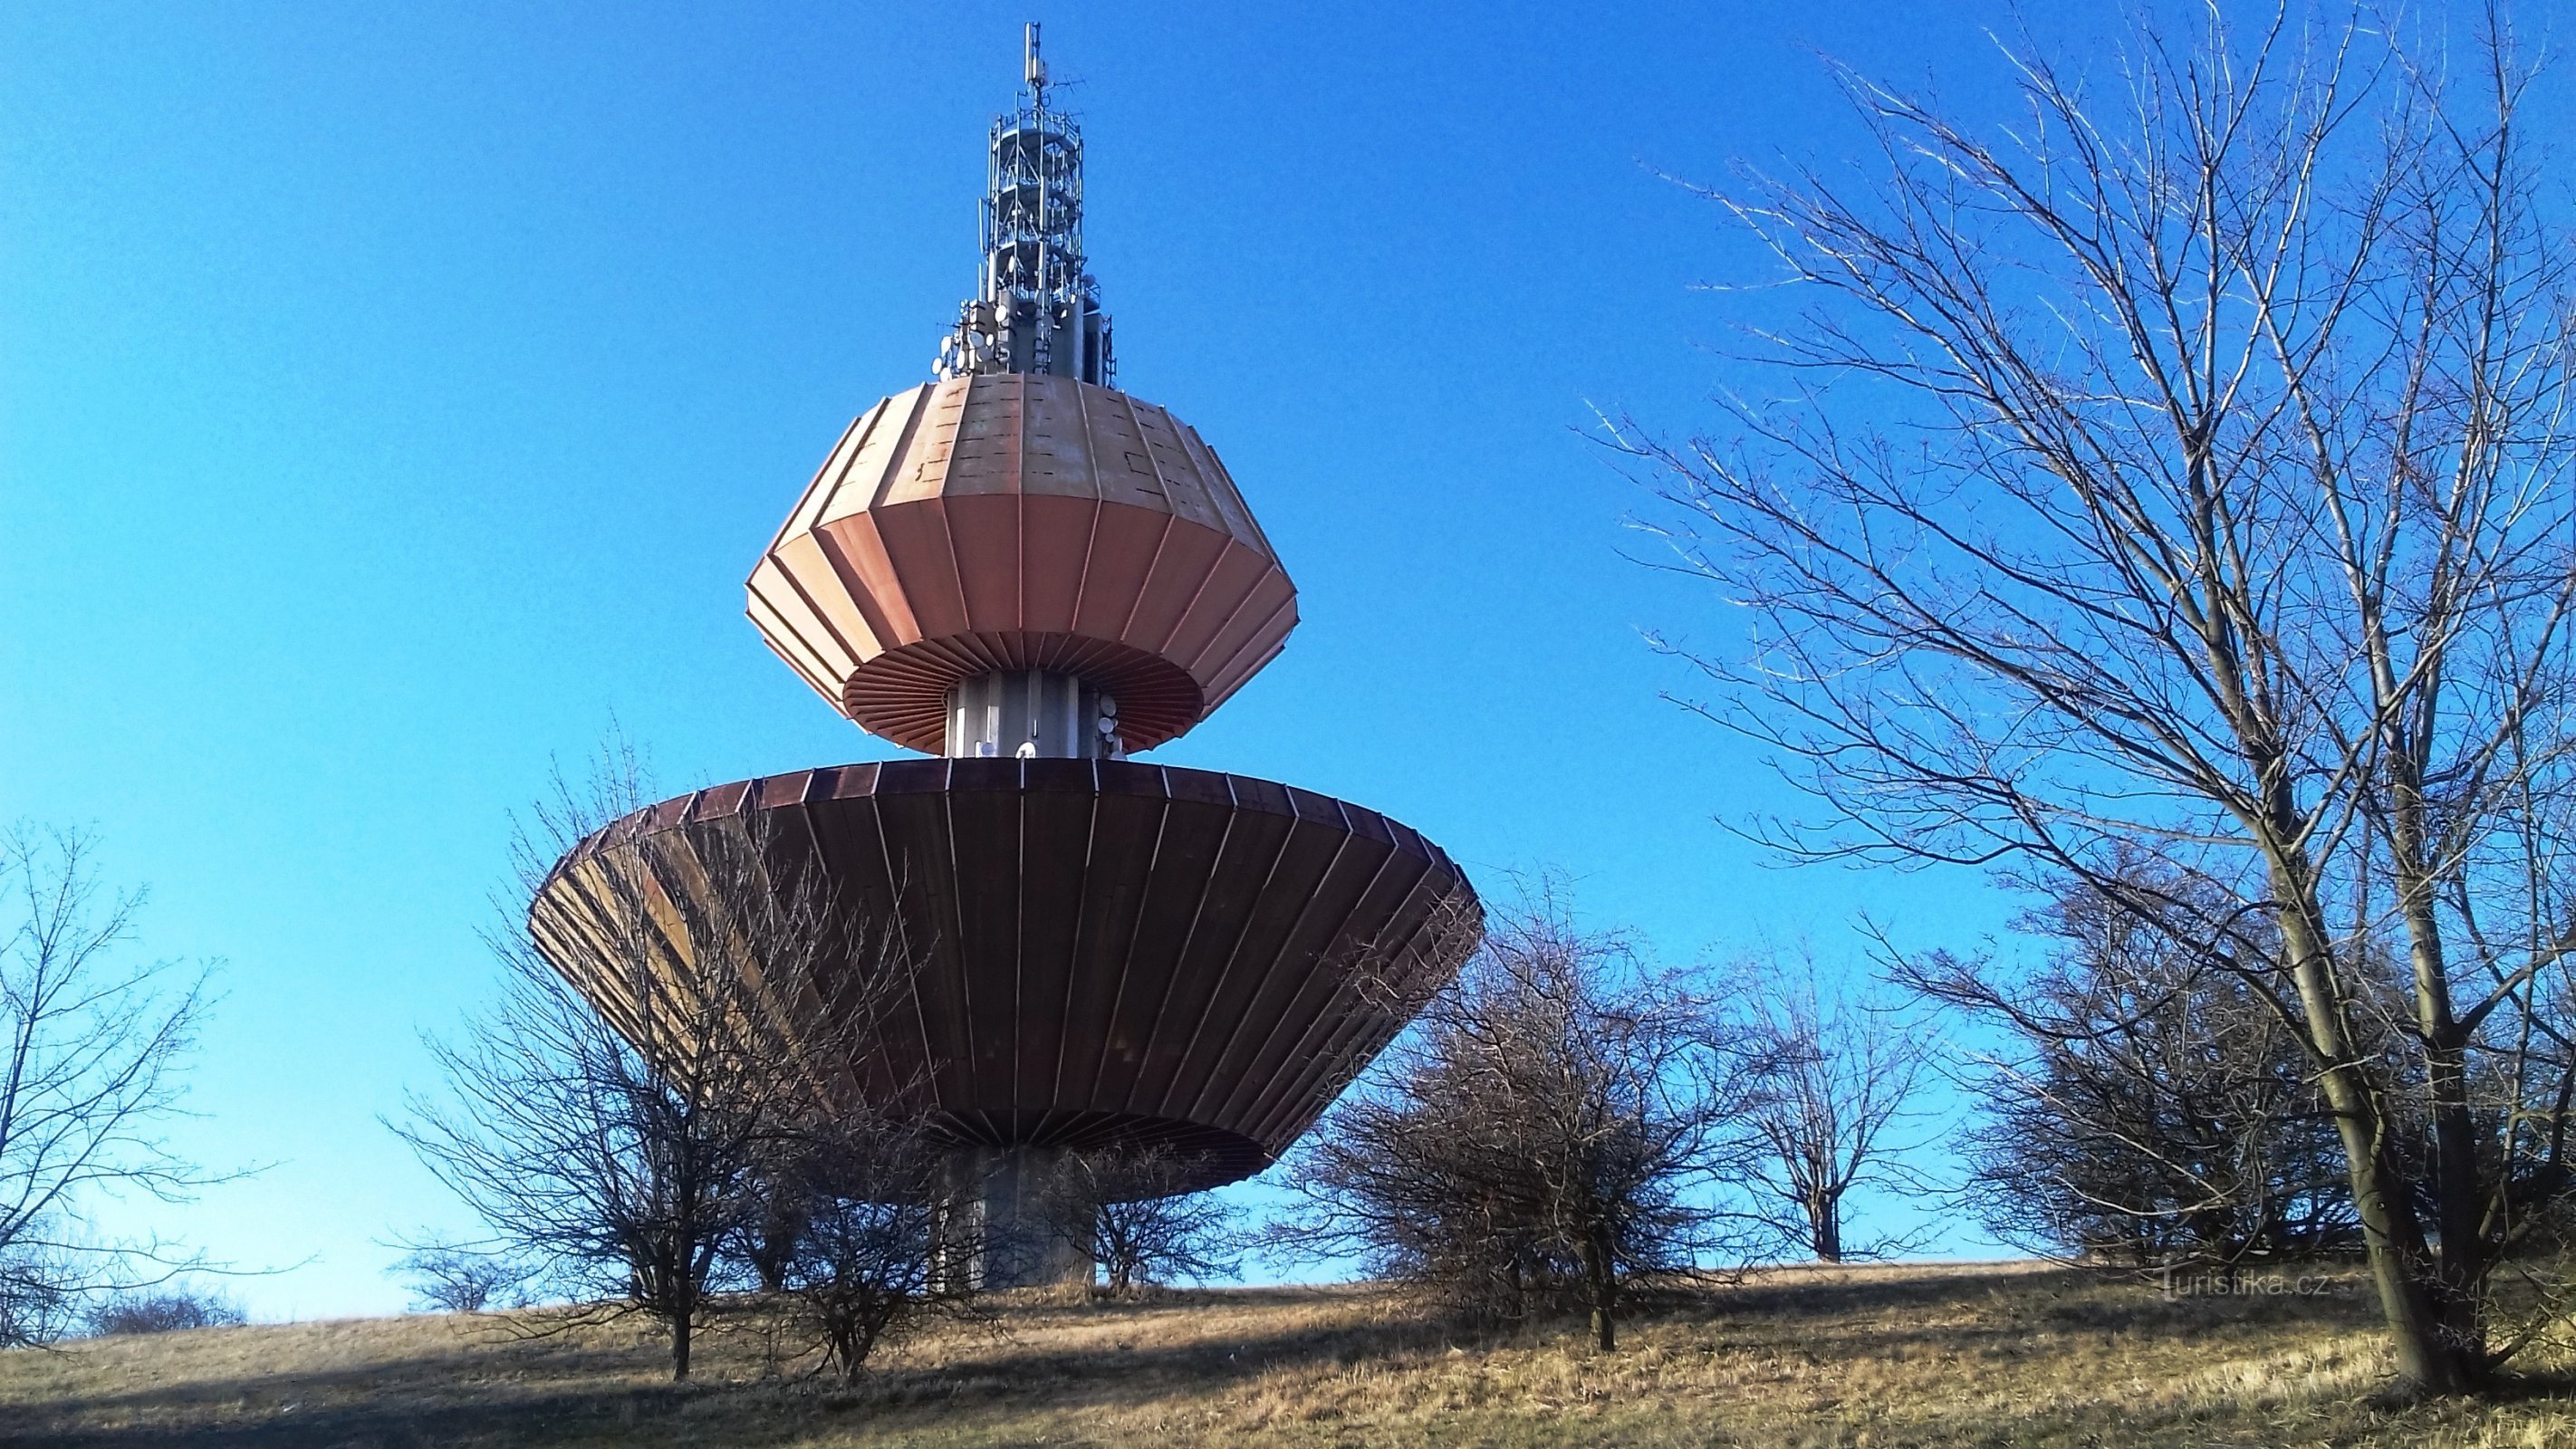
[943,669,1125,760]
[936,23,1114,386]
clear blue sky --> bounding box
[3,1,2100,1319]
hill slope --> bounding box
[1,1262,2570,1447]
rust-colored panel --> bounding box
[1014,762,1097,1105]
[1018,494,1095,626]
[1091,785,1231,1110]
[944,376,1025,496]
[1174,417,1270,552]
[942,757,1022,1101]
[1193,571,1297,685]
[1069,503,1168,640]
[1202,828,1396,1126]
[1022,389,1101,499]
[877,381,968,506]
[1159,809,1348,1120]
[750,604,847,707]
[841,387,936,523]
[812,512,919,645]
[869,766,969,1103]
[1124,796,1293,1117]
[1132,412,1220,532]
[1163,541,1275,675]
[770,408,873,549]
[695,779,754,820]
[1055,768,1166,1100]
[1200,602,1298,705]
[745,565,844,672]
[1231,835,1427,1131]
[1243,850,1451,1146]
[940,493,1024,631]
[1124,520,1230,655]
[766,533,884,662]
[867,498,972,641]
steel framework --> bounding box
[937,24,1113,387]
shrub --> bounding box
[86,1289,245,1336]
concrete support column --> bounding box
[928,1147,1096,1291]
[943,670,1124,760]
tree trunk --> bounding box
[1579,1232,1616,1352]
[1811,1188,1842,1263]
[2275,892,2475,1394]
[664,1266,695,1389]
[840,1321,875,1384]
[2389,785,2493,1381]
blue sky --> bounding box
[0,1,2105,1319]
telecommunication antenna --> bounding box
[935,23,1113,386]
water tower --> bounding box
[533,26,1481,1286]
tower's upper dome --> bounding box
[746,371,1298,753]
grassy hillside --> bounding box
[2,1262,2571,1447]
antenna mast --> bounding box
[936,24,1114,386]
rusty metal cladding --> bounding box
[745,373,1299,754]
[532,760,1480,1195]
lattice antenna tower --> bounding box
[936,23,1114,386]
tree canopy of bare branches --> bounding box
[1732,960,1931,1262]
[0,825,219,1347]
[389,1236,525,1314]
[1041,1147,1244,1296]
[770,1117,979,1381]
[1922,857,2359,1269]
[393,746,913,1380]
[1276,891,1761,1350]
[1626,4,2576,1391]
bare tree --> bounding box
[736,1156,813,1296]
[1041,1147,1243,1296]
[1733,959,1930,1262]
[772,1118,976,1382]
[393,744,908,1380]
[1924,857,2360,1271]
[389,1235,525,1313]
[1625,5,2576,1390]
[0,825,220,1347]
[1277,890,1762,1350]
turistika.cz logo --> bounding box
[2160,1269,2346,1299]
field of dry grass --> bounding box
[1,1262,2571,1447]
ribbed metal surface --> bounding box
[746,374,1298,754]
[534,760,1478,1194]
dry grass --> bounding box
[0,1262,2570,1446]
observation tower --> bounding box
[533,26,1481,1287]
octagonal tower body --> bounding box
[533,28,1480,1291]
[745,372,1297,757]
